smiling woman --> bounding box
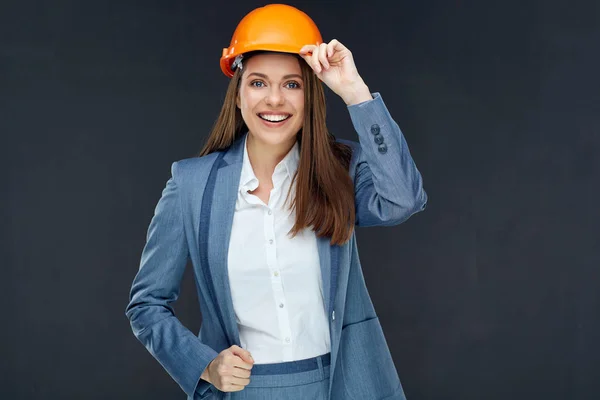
[200,47,358,245]
[125,3,427,400]
[246,72,301,125]
[237,54,305,149]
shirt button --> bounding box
[285,337,291,343]
[332,310,335,321]
[274,271,279,277]
[279,303,284,308]
[268,210,272,215]
[269,239,274,244]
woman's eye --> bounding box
[250,80,300,89]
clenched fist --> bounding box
[200,345,255,392]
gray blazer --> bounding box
[125,92,428,399]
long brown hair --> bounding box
[199,51,355,245]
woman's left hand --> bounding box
[299,39,373,106]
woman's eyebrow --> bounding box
[247,72,303,80]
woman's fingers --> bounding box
[299,44,317,54]
[229,375,251,386]
[327,41,335,58]
[299,44,318,72]
[327,39,346,55]
[318,42,329,69]
[299,40,346,73]
[310,45,321,72]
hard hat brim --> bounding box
[220,42,314,78]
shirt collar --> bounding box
[239,134,300,193]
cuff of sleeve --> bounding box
[193,352,219,398]
[346,92,395,156]
[346,92,389,137]
[194,378,215,398]
[346,92,382,110]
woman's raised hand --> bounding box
[299,39,372,105]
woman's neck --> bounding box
[246,134,296,186]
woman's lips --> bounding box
[257,113,292,127]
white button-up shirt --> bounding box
[227,135,331,364]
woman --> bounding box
[125,4,427,400]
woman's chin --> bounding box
[249,130,297,147]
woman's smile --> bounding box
[257,112,293,127]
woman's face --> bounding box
[237,52,305,148]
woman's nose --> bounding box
[265,87,285,106]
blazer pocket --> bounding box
[337,316,402,400]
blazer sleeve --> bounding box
[125,161,219,398]
[347,92,428,227]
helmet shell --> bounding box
[220,4,323,77]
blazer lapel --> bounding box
[201,134,245,347]
[317,236,333,317]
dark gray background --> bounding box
[3,0,599,399]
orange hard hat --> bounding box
[220,4,323,78]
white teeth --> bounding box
[259,114,290,122]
